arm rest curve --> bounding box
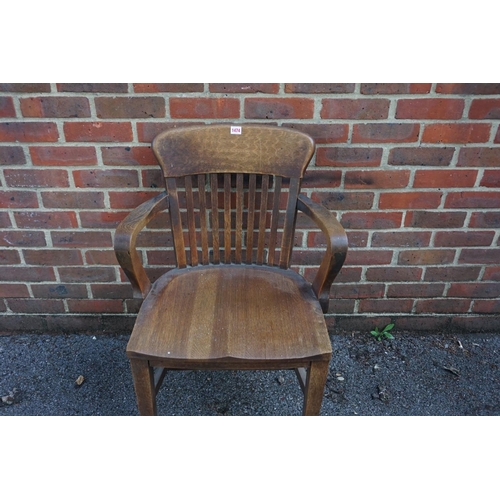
[114,191,169,299]
[297,194,348,313]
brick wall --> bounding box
[1,83,499,334]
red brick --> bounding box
[422,123,490,143]
[495,126,500,143]
[321,98,389,119]
[0,146,25,165]
[31,283,88,298]
[302,169,341,188]
[445,192,500,209]
[389,147,454,166]
[379,192,442,209]
[109,191,156,209]
[371,231,431,247]
[344,250,393,266]
[244,98,313,119]
[358,299,414,313]
[472,300,500,314]
[171,97,239,119]
[144,250,177,265]
[137,121,203,142]
[316,147,382,167]
[0,230,46,247]
[468,99,500,119]
[91,283,133,299]
[141,169,164,189]
[340,212,403,229]
[285,83,355,93]
[360,83,431,94]
[138,232,173,248]
[0,213,12,228]
[85,250,118,265]
[396,98,464,119]
[67,299,124,313]
[282,123,348,143]
[30,146,96,166]
[469,212,500,228]
[210,83,279,93]
[457,147,500,167]
[64,122,133,142]
[448,282,500,298]
[413,169,477,188]
[80,212,129,229]
[7,299,65,314]
[95,96,165,118]
[352,123,419,143]
[42,191,105,209]
[58,266,116,283]
[387,283,445,298]
[436,83,500,94]
[0,122,58,142]
[0,96,15,117]
[0,284,30,298]
[342,231,368,248]
[404,210,466,228]
[0,265,55,281]
[0,250,21,264]
[134,83,203,93]
[102,146,157,166]
[311,191,374,210]
[327,299,356,314]
[330,267,363,283]
[20,97,90,118]
[345,170,410,189]
[23,249,82,266]
[458,248,500,264]
[73,169,139,188]
[0,190,39,209]
[424,266,481,282]
[330,283,385,299]
[57,83,128,92]
[480,170,500,187]
[365,266,423,282]
[415,299,471,314]
[51,231,112,248]
[398,249,455,265]
[14,211,78,229]
[4,168,69,188]
[0,83,51,92]
[435,230,495,247]
[483,267,500,281]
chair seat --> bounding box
[126,265,332,368]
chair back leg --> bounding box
[303,360,330,416]
[130,358,157,415]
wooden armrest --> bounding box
[114,191,169,299]
[297,194,348,313]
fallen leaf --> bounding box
[442,366,460,377]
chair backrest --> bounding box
[152,124,315,269]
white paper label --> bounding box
[230,126,242,135]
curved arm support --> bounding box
[114,191,169,299]
[297,194,348,313]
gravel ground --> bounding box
[1,331,499,416]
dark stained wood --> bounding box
[115,124,348,416]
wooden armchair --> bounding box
[114,124,348,415]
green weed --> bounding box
[370,323,395,341]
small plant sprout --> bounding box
[370,323,395,341]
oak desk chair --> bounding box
[114,124,348,415]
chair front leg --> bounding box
[302,360,330,416]
[130,358,157,416]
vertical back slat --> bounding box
[245,174,257,264]
[197,174,209,265]
[267,175,282,266]
[184,175,198,266]
[279,177,301,269]
[256,175,269,265]
[166,177,187,268]
[224,173,232,263]
[210,174,220,264]
[235,173,244,264]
